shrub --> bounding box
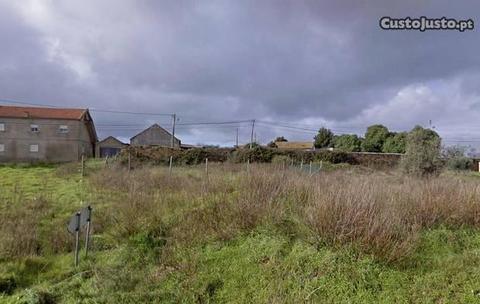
[382,132,407,153]
[271,155,292,165]
[401,126,442,177]
[443,145,473,171]
[333,134,362,152]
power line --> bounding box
[0,98,173,116]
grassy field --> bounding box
[1,161,480,303]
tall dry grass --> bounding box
[3,164,480,264]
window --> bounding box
[29,144,39,152]
[30,124,39,133]
[59,125,69,133]
[0,144,4,152]
[0,123,4,132]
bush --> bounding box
[446,157,472,171]
[271,155,292,165]
[401,126,442,177]
[229,146,274,163]
[443,145,473,171]
[382,132,407,153]
[333,134,362,152]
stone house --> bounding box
[0,105,97,162]
[96,136,127,158]
[130,123,180,148]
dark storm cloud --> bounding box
[0,1,479,145]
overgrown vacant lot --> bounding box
[1,162,480,303]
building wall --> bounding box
[0,117,94,162]
[130,126,180,147]
[95,137,127,157]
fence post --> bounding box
[104,155,109,168]
[300,160,303,170]
[81,154,85,177]
[309,161,312,175]
[128,151,131,171]
[247,159,250,173]
[74,212,80,267]
[169,156,173,175]
[84,206,92,258]
[205,158,209,176]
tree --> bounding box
[443,145,472,171]
[314,127,334,149]
[382,132,407,153]
[361,124,390,152]
[333,134,361,152]
[267,136,288,148]
[401,126,442,176]
[274,136,288,142]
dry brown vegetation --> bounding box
[89,164,480,263]
[2,163,480,265]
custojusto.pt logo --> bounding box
[379,16,474,32]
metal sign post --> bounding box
[81,206,92,257]
[81,155,85,177]
[67,205,93,267]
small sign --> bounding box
[67,212,80,234]
[80,206,92,227]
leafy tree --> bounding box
[314,127,334,149]
[401,126,442,176]
[361,124,390,152]
[274,136,288,142]
[333,134,361,152]
[382,132,407,153]
[443,145,472,171]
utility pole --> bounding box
[236,128,239,147]
[171,113,176,148]
[250,119,255,149]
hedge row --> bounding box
[118,146,376,166]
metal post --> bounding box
[74,212,80,267]
[309,161,312,175]
[81,154,85,177]
[320,160,323,171]
[171,114,176,148]
[84,206,92,258]
[205,158,208,176]
[247,159,250,173]
[300,160,303,170]
[169,156,173,175]
[128,151,131,171]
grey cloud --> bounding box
[0,0,479,145]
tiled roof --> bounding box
[0,106,87,120]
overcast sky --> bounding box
[1,1,479,147]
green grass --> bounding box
[1,164,480,303]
